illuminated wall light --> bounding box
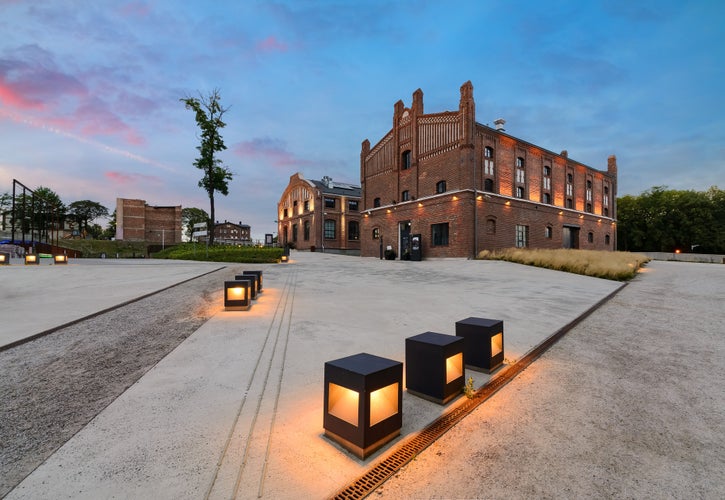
[224,280,251,310]
[476,195,483,200]
[418,202,423,207]
[505,200,511,206]
[455,317,505,373]
[0,252,9,265]
[558,211,564,215]
[24,254,39,265]
[452,196,459,201]
[54,255,68,264]
[386,209,392,214]
[406,332,465,405]
[323,352,403,459]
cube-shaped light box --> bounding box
[0,252,10,265]
[406,332,465,404]
[324,353,403,459]
[242,270,263,292]
[54,255,68,264]
[224,280,251,310]
[24,254,39,265]
[234,275,257,300]
[455,317,504,373]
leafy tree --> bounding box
[180,89,233,245]
[67,200,109,237]
[1,191,12,231]
[617,186,725,253]
[181,207,209,240]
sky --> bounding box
[1,0,723,241]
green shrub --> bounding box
[152,243,283,263]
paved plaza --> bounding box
[1,253,723,499]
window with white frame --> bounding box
[515,224,529,248]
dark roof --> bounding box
[311,179,361,198]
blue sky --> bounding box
[1,0,723,240]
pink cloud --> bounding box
[0,46,145,146]
[255,35,288,53]
[118,2,151,18]
[105,171,161,185]
[232,138,313,168]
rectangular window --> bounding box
[515,225,529,248]
[401,190,410,201]
[292,223,298,242]
[324,220,335,239]
[516,169,525,183]
[348,200,358,211]
[348,221,359,240]
[431,223,449,246]
[304,221,310,241]
[304,200,310,211]
[324,197,335,209]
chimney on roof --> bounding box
[321,175,333,188]
[493,118,506,131]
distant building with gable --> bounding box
[277,173,362,254]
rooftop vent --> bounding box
[493,118,506,131]
[321,175,334,188]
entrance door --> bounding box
[562,226,580,249]
[399,221,411,260]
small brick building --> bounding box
[360,81,618,259]
[277,173,362,254]
[210,221,252,245]
[115,198,182,245]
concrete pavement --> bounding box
[4,252,649,498]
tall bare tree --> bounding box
[180,89,233,245]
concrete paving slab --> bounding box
[5,252,623,499]
[0,259,224,349]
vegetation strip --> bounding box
[330,281,629,500]
[0,266,226,353]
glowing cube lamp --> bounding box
[234,275,258,300]
[455,317,504,373]
[54,255,69,264]
[242,270,263,292]
[0,252,9,265]
[324,353,403,459]
[224,280,251,311]
[24,254,39,265]
[406,332,465,405]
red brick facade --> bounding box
[360,82,617,259]
[115,198,182,244]
[277,173,362,254]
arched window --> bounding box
[543,192,551,204]
[605,234,611,245]
[516,157,525,168]
[545,225,553,238]
[587,232,594,243]
[373,197,381,208]
[402,150,411,170]
[486,218,496,235]
[401,190,410,201]
[484,178,494,192]
[372,227,380,239]
[436,180,446,194]
[484,146,494,158]
[516,186,525,198]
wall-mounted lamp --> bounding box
[406,332,465,405]
[323,352,403,459]
[224,280,251,310]
[455,317,504,373]
[0,252,9,265]
[505,201,511,206]
[24,254,39,265]
[54,255,68,264]
[558,211,564,215]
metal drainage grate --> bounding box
[330,284,627,500]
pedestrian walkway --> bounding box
[6,252,627,499]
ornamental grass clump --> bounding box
[477,248,649,281]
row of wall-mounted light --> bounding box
[0,252,69,266]
[323,316,504,459]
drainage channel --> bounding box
[330,283,628,500]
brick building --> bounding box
[360,81,617,259]
[115,198,182,246]
[277,173,362,254]
[209,221,252,245]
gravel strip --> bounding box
[0,266,237,497]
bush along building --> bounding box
[360,81,618,259]
[277,173,362,254]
